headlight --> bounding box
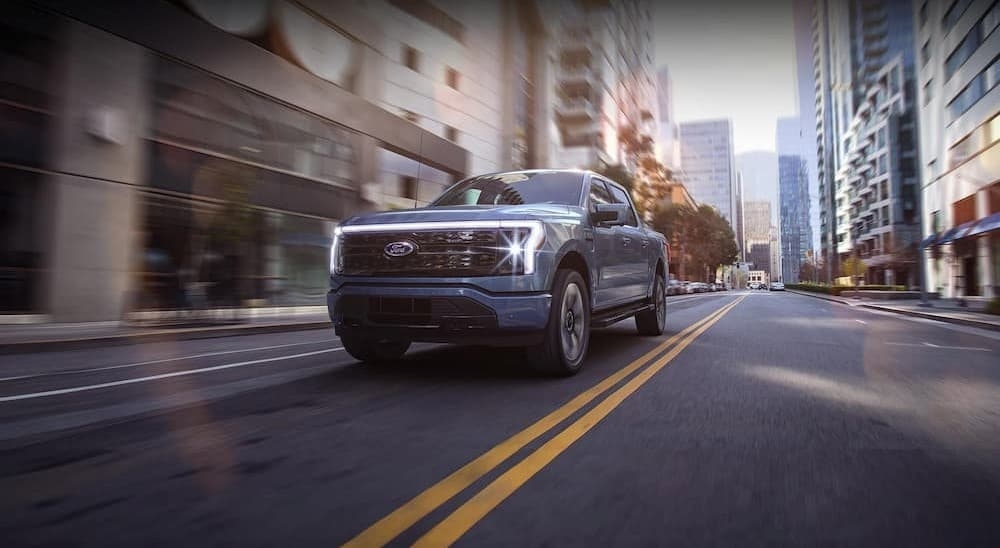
[330,226,343,274]
[496,221,545,275]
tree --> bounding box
[590,163,636,195]
[653,203,738,282]
[839,256,866,279]
[616,123,674,221]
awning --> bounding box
[936,220,978,244]
[966,212,1000,238]
[919,233,938,248]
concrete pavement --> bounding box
[787,289,1000,332]
[1,291,998,547]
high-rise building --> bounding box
[744,200,774,275]
[792,0,821,252]
[0,0,555,321]
[680,119,737,228]
[916,0,999,299]
[812,0,921,285]
[552,0,658,174]
[656,66,681,171]
[777,117,813,283]
[735,172,746,261]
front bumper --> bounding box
[327,283,552,346]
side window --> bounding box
[606,183,639,227]
[589,180,612,214]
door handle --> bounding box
[641,239,649,248]
[622,237,631,246]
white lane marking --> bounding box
[885,341,991,352]
[0,339,337,382]
[855,319,867,325]
[0,348,343,403]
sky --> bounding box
[654,0,799,154]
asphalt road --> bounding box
[1,291,999,547]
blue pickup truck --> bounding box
[328,169,669,375]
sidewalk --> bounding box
[787,290,1000,332]
[0,308,331,354]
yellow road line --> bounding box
[413,296,745,547]
[342,297,742,547]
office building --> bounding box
[679,119,738,230]
[812,0,921,285]
[552,0,658,174]
[744,200,774,275]
[656,66,681,171]
[916,0,999,299]
[792,0,821,252]
[735,172,746,261]
[777,117,814,283]
[0,0,554,321]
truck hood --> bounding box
[341,204,583,227]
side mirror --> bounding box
[591,203,628,226]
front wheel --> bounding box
[635,275,666,336]
[341,335,410,364]
[528,269,590,376]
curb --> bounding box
[858,304,1000,332]
[0,320,331,355]
[787,290,1000,332]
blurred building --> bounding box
[0,0,564,321]
[679,119,738,234]
[655,66,680,171]
[734,171,746,262]
[915,0,999,299]
[550,0,657,174]
[812,0,920,285]
[744,200,773,275]
[791,0,821,254]
[777,117,814,283]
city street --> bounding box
[2,291,999,547]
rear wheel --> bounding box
[528,269,590,376]
[341,335,410,364]
[635,275,666,336]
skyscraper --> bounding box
[812,0,920,285]
[792,0,820,252]
[656,66,681,171]
[680,118,737,231]
[777,117,813,283]
[552,0,657,174]
[915,0,999,299]
[745,200,774,275]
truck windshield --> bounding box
[431,171,583,207]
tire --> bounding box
[635,274,666,336]
[528,269,590,376]
[341,335,410,364]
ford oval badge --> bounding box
[384,241,416,257]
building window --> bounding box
[923,79,933,106]
[944,21,986,80]
[921,41,931,67]
[445,67,460,90]
[946,56,999,123]
[444,125,458,142]
[403,45,420,72]
[402,176,418,200]
[920,2,928,27]
[943,0,974,33]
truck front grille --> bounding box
[341,230,500,276]
[336,295,498,328]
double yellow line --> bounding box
[345,295,745,547]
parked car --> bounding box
[666,279,683,296]
[328,169,670,376]
[770,281,785,291]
